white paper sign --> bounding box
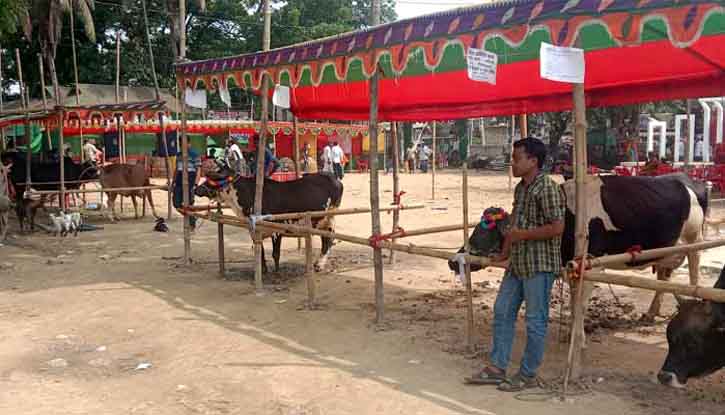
[539,42,585,84]
[272,85,291,109]
[184,87,208,109]
[466,48,497,84]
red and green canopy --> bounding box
[176,0,725,121]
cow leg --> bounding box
[314,236,331,272]
[260,243,268,274]
[145,189,158,218]
[687,250,701,287]
[106,193,118,221]
[131,195,139,219]
[272,234,282,272]
[644,268,673,322]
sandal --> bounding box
[497,372,539,392]
[464,367,507,385]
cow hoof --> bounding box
[639,313,656,325]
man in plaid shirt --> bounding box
[466,137,565,392]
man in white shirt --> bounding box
[225,137,244,175]
[331,141,345,180]
[322,142,333,174]
[418,144,432,173]
[83,139,102,165]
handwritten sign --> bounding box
[466,48,497,85]
[540,42,585,84]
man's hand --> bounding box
[508,227,527,244]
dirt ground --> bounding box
[1,170,724,415]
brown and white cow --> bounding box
[100,163,157,221]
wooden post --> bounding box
[509,115,515,191]
[37,54,48,111]
[293,116,302,251]
[432,121,437,200]
[59,110,66,211]
[16,50,32,188]
[389,122,400,264]
[519,114,528,138]
[218,209,225,278]
[15,49,25,110]
[252,0,272,294]
[159,113,172,219]
[564,79,589,385]
[181,100,191,264]
[115,32,121,103]
[462,162,475,352]
[304,214,315,306]
[141,0,161,102]
[37,53,53,155]
[370,0,384,324]
[0,48,4,151]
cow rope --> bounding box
[248,214,273,234]
[368,226,406,249]
[452,252,467,285]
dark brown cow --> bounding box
[100,164,157,220]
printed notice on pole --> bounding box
[466,48,497,84]
[539,42,585,84]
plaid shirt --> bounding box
[509,173,565,278]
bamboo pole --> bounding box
[37,54,48,111]
[508,115,515,191]
[585,271,725,303]
[115,32,121,103]
[37,53,53,155]
[575,239,725,271]
[15,49,25,110]
[565,78,589,386]
[256,203,424,222]
[218,206,225,278]
[141,0,161,102]
[369,0,384,324]
[181,99,191,264]
[389,121,401,264]
[432,121,437,200]
[159,113,172,219]
[59,110,66,211]
[304,214,316,306]
[252,0,272,294]
[69,9,86,162]
[462,162,475,352]
[16,50,32,189]
[17,179,97,186]
[28,185,168,195]
[390,222,477,238]
[0,48,4,151]
[188,211,500,268]
[293,116,302,251]
[519,114,528,137]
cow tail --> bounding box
[330,180,343,209]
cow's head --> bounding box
[448,207,510,273]
[658,266,725,388]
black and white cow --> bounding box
[658,265,725,388]
[453,173,707,329]
[195,168,343,273]
[562,173,707,322]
